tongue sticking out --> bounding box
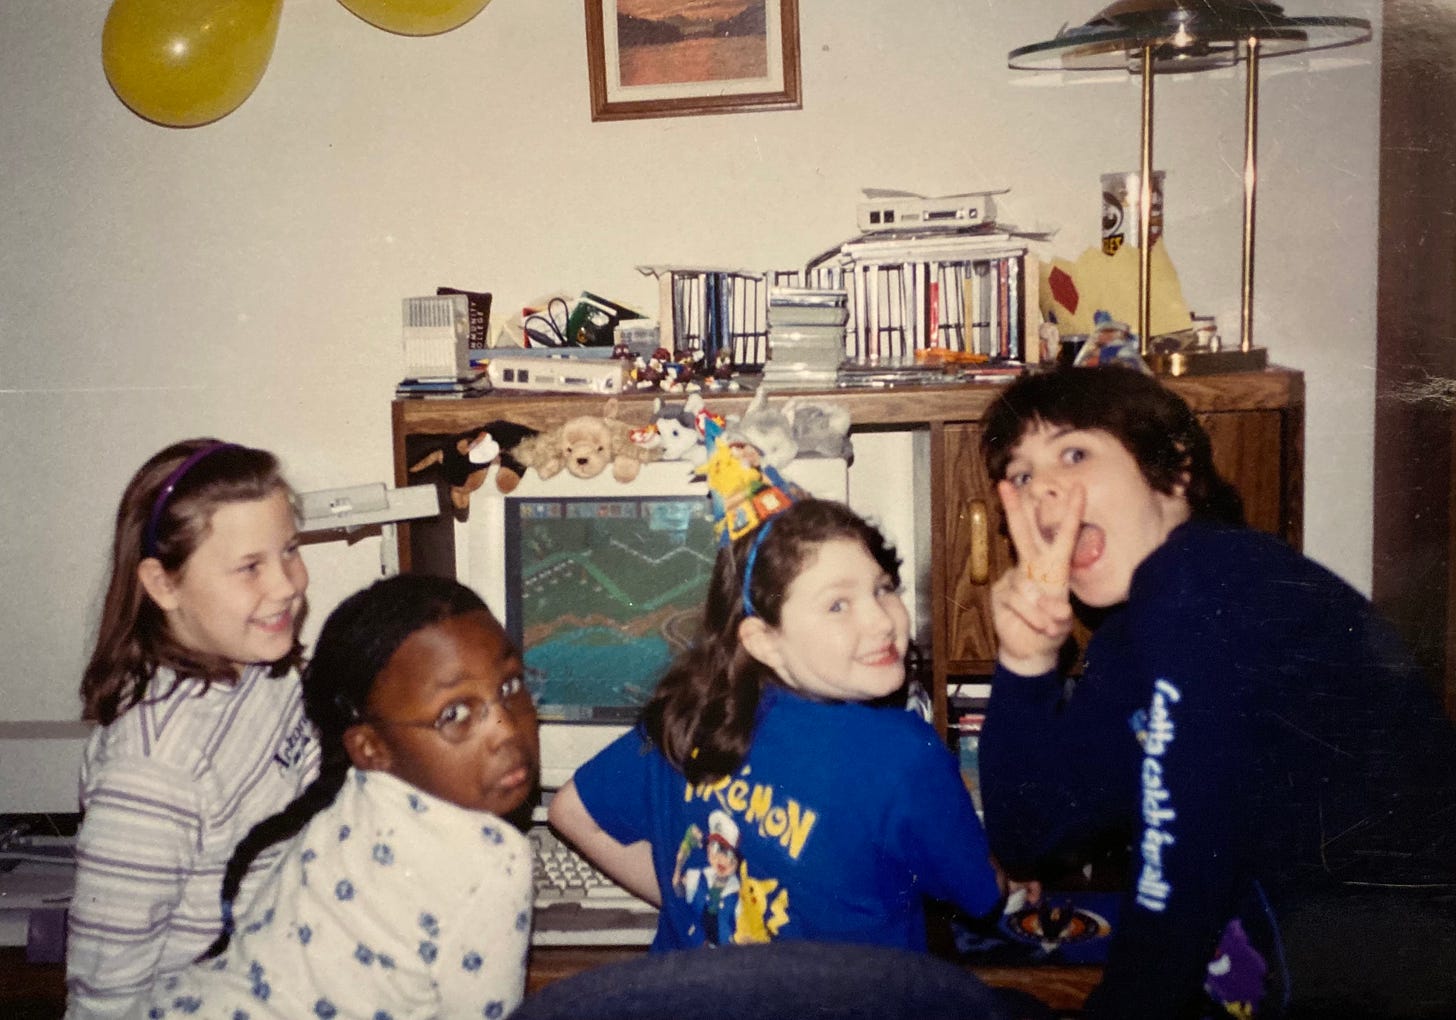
[1071,524,1104,570]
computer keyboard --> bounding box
[528,825,657,946]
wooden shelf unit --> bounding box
[392,367,1304,734]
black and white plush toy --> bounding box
[408,419,539,512]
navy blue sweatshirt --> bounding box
[980,521,1456,1018]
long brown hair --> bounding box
[81,439,304,725]
[640,499,904,785]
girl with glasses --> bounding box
[133,574,540,1020]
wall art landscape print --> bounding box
[586,0,801,120]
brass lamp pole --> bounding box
[1240,33,1259,356]
[1138,44,1154,351]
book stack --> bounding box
[394,372,491,399]
[760,288,849,390]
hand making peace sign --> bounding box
[989,478,1085,676]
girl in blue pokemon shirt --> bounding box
[550,494,1003,952]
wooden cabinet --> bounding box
[937,422,1017,677]
[391,368,1304,733]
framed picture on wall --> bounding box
[585,0,801,122]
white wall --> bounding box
[0,0,1380,748]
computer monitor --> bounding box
[505,491,716,725]
[456,457,849,790]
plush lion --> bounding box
[515,397,660,483]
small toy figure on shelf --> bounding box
[1070,310,1150,374]
[714,349,735,383]
[667,349,704,393]
[632,347,673,391]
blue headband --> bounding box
[142,442,240,558]
[740,519,774,618]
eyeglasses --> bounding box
[365,672,539,745]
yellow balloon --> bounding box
[102,0,284,128]
[337,0,491,36]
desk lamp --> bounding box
[1009,0,1370,375]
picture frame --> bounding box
[585,0,801,122]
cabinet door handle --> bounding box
[965,498,990,586]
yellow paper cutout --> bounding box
[1041,242,1192,339]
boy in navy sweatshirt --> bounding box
[978,366,1456,1019]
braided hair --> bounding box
[202,574,488,959]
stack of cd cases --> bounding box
[760,288,849,390]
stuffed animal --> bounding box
[408,420,539,511]
[639,393,708,464]
[515,397,660,483]
[782,397,854,464]
[723,388,798,469]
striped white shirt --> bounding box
[65,666,319,1020]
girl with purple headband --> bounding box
[66,439,319,1020]
[549,489,1002,955]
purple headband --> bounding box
[142,442,240,558]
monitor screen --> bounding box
[455,457,850,790]
[504,493,716,723]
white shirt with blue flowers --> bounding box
[135,768,533,1020]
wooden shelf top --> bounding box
[393,366,1304,436]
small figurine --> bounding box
[1071,310,1151,374]
[713,348,736,385]
[667,348,704,393]
[633,347,672,391]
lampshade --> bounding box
[1009,1,1371,375]
[1009,0,1370,74]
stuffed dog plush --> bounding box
[515,398,660,483]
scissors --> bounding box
[524,297,573,347]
